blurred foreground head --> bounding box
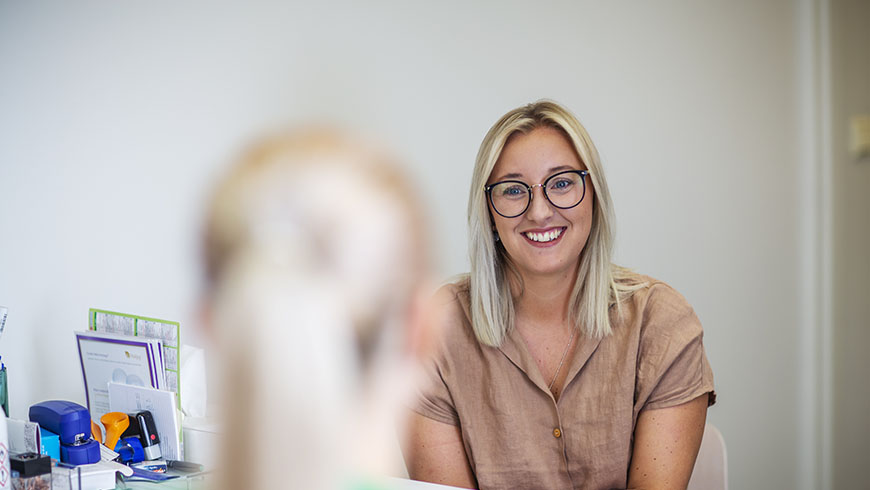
[203,129,429,490]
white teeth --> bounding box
[525,229,563,242]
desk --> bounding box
[383,477,464,489]
[115,475,461,490]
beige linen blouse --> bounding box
[414,277,715,490]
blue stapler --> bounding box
[29,400,101,465]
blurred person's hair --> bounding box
[466,100,645,346]
[203,129,427,490]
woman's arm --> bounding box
[403,412,477,489]
[626,393,709,490]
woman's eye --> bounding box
[550,179,574,190]
[500,185,526,198]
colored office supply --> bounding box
[39,428,60,460]
[60,439,101,466]
[0,362,7,418]
[0,306,7,341]
[29,400,101,465]
[90,419,102,444]
[120,410,162,460]
[29,400,91,446]
[114,436,145,464]
[128,465,178,481]
[108,382,181,460]
[131,459,167,473]
[100,411,129,451]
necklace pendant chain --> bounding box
[548,327,577,392]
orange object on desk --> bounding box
[100,411,129,449]
[91,419,103,444]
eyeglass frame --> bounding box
[484,169,590,219]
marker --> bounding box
[166,460,203,472]
[0,306,7,341]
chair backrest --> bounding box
[687,423,728,490]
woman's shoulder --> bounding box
[619,273,702,340]
[614,268,693,310]
[432,275,470,304]
[429,275,478,347]
[431,275,471,319]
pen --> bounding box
[0,306,7,341]
[166,459,203,472]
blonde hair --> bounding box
[203,129,426,490]
[467,100,644,346]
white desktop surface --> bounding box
[385,477,464,489]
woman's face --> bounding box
[487,126,594,282]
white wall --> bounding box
[0,1,833,488]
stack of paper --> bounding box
[107,382,182,461]
[88,309,181,397]
[77,308,185,461]
[76,330,167,423]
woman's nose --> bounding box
[525,185,553,222]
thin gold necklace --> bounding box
[548,327,577,392]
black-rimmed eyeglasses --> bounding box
[484,170,589,218]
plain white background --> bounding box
[1,1,866,489]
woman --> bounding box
[405,101,715,490]
[202,130,432,490]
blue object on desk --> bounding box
[39,428,60,460]
[29,400,91,445]
[29,400,100,465]
[115,436,145,464]
[60,439,101,465]
[128,467,178,481]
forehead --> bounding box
[490,126,585,181]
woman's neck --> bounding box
[510,266,578,330]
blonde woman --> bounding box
[203,130,431,490]
[405,101,715,490]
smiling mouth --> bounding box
[523,228,565,243]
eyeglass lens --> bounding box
[489,171,586,218]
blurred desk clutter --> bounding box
[0,304,454,490]
[0,307,212,490]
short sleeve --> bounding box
[635,284,716,412]
[409,284,467,426]
[412,353,460,426]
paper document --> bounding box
[7,418,41,454]
[90,308,181,404]
[108,382,182,461]
[76,331,164,423]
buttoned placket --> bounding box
[499,327,603,489]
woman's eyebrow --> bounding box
[493,165,575,182]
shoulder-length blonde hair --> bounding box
[467,100,644,346]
